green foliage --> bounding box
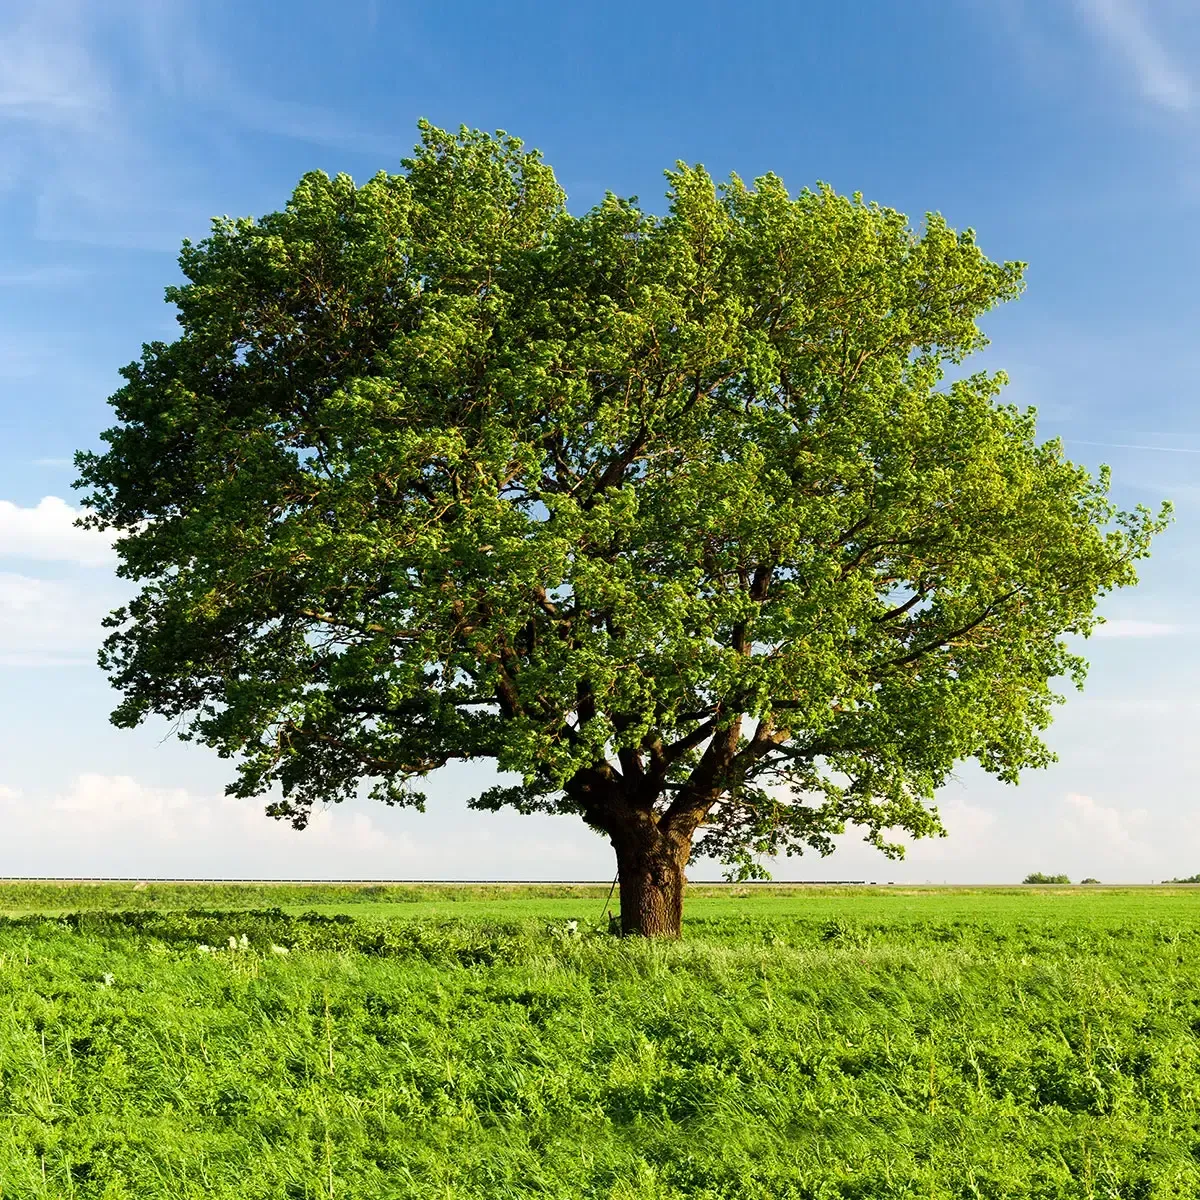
[1023,873,1071,884]
[1080,878,1100,885]
[1163,873,1200,884]
[4,888,1200,1197]
[75,121,1170,879]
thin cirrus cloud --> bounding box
[0,0,402,249]
[0,6,109,132]
[0,1,166,249]
[1071,439,1200,455]
[1092,619,1181,638]
[1072,0,1193,111]
[0,265,88,286]
[124,0,407,157]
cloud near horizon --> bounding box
[0,773,414,877]
[0,772,611,880]
[1057,790,1153,865]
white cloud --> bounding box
[1057,790,1152,861]
[0,571,117,665]
[0,770,616,880]
[756,795,1002,881]
[0,496,115,566]
[1074,0,1193,110]
[0,651,95,668]
[919,795,998,851]
[1092,618,1181,638]
[871,796,1000,868]
[0,772,419,877]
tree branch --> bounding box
[883,589,1020,669]
[659,716,719,767]
[873,588,928,625]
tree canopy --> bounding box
[76,122,1169,935]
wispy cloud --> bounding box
[1092,618,1182,638]
[0,0,193,247]
[127,1,405,156]
[0,265,89,287]
[1074,0,1193,111]
[0,3,110,132]
[888,796,999,865]
[1072,438,1200,454]
[0,0,401,248]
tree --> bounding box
[75,123,1169,937]
[1023,873,1071,885]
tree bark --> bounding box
[611,819,691,938]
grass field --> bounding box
[2,883,1199,1198]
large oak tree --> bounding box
[76,123,1168,935]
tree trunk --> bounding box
[612,822,690,938]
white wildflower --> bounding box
[101,973,114,987]
[565,920,579,936]
[228,936,238,951]
[270,944,290,956]
[239,934,249,950]
[197,944,212,954]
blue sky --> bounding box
[1,0,1197,883]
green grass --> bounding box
[2,879,1195,922]
[2,885,1199,1197]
